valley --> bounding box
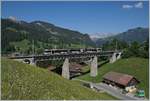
[1,1,149,100]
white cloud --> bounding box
[122,4,133,9]
[135,2,143,8]
[122,2,143,9]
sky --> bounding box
[1,1,149,38]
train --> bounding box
[43,48,102,55]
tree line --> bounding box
[102,38,149,58]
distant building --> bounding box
[102,71,140,92]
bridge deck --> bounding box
[9,51,115,60]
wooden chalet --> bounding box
[102,71,140,92]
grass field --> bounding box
[77,58,149,98]
[1,58,117,100]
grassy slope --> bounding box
[77,58,149,98]
[1,58,116,100]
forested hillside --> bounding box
[2,18,95,54]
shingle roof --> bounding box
[103,71,136,86]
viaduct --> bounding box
[9,48,122,79]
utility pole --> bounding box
[115,40,118,51]
[32,40,35,55]
[54,45,57,49]
[83,39,86,49]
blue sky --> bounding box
[2,1,149,38]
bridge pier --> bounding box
[109,52,117,63]
[116,52,122,60]
[90,56,98,77]
[62,58,70,79]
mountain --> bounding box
[114,27,149,43]
[2,18,149,54]
[2,18,95,54]
[95,27,149,46]
[1,58,116,100]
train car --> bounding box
[84,48,102,53]
[69,49,81,54]
[96,48,102,52]
[44,49,69,55]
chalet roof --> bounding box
[103,71,138,86]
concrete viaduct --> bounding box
[9,49,122,79]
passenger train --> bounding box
[43,48,102,55]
